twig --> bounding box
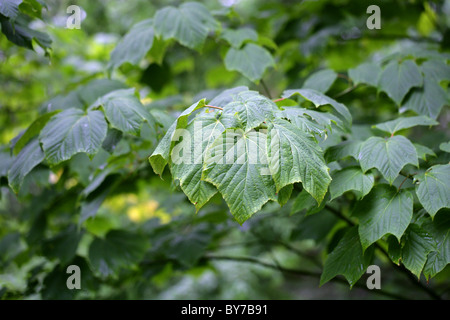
[326,205,443,300]
[205,104,224,111]
[204,255,409,300]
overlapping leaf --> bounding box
[224,43,275,82]
[353,184,413,250]
[415,164,450,217]
[154,2,219,50]
[39,108,108,165]
[358,136,418,184]
[109,19,154,70]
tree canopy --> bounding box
[0,0,449,300]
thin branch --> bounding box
[326,205,443,300]
[333,84,357,98]
[204,255,409,300]
[205,104,224,111]
[273,98,286,103]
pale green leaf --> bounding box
[325,140,363,162]
[348,62,382,86]
[7,139,44,193]
[330,167,374,201]
[303,69,337,93]
[420,59,450,82]
[416,164,450,217]
[224,43,275,82]
[373,116,438,135]
[170,113,223,210]
[221,27,258,48]
[378,59,423,105]
[440,141,450,153]
[414,143,436,161]
[202,129,276,224]
[402,224,436,279]
[109,19,154,69]
[221,90,277,132]
[423,214,450,279]
[0,0,22,19]
[358,136,418,184]
[13,111,59,155]
[267,118,331,203]
[282,88,352,128]
[353,184,413,250]
[39,108,108,165]
[402,75,449,119]
[154,2,219,50]
[94,89,155,136]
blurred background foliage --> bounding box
[0,0,449,299]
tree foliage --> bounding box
[0,0,449,300]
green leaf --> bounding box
[302,69,337,93]
[290,189,321,215]
[43,226,83,265]
[291,209,338,242]
[170,112,223,211]
[149,99,207,176]
[320,227,374,288]
[415,164,450,218]
[330,167,374,201]
[378,59,423,105]
[13,111,59,155]
[358,136,418,184]
[413,143,435,161]
[387,235,402,265]
[221,27,258,48]
[278,107,328,137]
[0,0,23,19]
[221,90,277,132]
[149,123,175,176]
[94,89,155,136]
[88,230,148,277]
[8,139,44,193]
[373,116,438,135]
[353,184,413,250]
[267,118,331,203]
[420,59,450,82]
[348,62,382,86]
[0,148,13,178]
[402,75,449,119]
[109,19,154,70]
[282,88,352,128]
[154,2,219,50]
[208,86,249,107]
[40,108,108,165]
[18,0,43,19]
[78,79,128,106]
[202,129,276,224]
[325,140,362,162]
[423,214,450,279]
[224,43,275,82]
[168,230,211,267]
[276,184,293,207]
[0,14,51,50]
[440,141,450,153]
[402,224,436,279]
